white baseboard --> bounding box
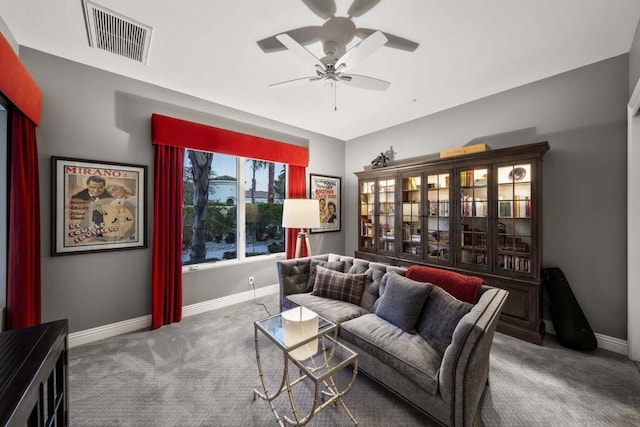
[69,313,152,348]
[182,284,278,318]
[68,284,279,348]
[543,320,628,355]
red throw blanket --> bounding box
[406,265,484,304]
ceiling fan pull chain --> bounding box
[334,82,338,111]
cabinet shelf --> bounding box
[498,250,531,256]
[355,141,549,345]
[461,245,487,251]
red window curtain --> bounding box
[151,144,184,329]
[7,109,41,329]
[151,114,308,166]
[286,165,307,259]
[150,114,308,328]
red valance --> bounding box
[0,33,42,125]
[151,113,308,167]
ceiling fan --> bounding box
[259,0,419,107]
[269,30,390,92]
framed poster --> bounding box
[309,174,341,233]
[51,157,147,255]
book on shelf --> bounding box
[460,169,488,187]
[439,200,450,216]
[498,254,530,272]
[499,196,530,218]
[498,200,512,217]
[513,195,531,218]
[461,250,487,265]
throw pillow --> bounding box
[406,265,483,304]
[312,266,367,305]
[374,272,433,333]
[307,259,346,292]
[416,286,473,355]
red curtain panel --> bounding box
[1,32,43,329]
[7,109,41,329]
[151,144,185,330]
[286,165,307,259]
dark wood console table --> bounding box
[0,319,69,426]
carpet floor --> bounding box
[68,295,640,426]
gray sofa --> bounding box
[277,253,508,427]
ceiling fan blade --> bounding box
[340,74,390,91]
[357,28,419,52]
[347,0,381,17]
[257,26,322,53]
[336,30,387,72]
[269,76,322,88]
[276,33,324,69]
[302,0,337,19]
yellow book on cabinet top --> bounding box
[440,143,489,159]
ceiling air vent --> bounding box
[82,0,152,64]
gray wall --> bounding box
[630,21,640,95]
[20,47,344,333]
[0,17,18,52]
[627,19,640,359]
[345,55,629,340]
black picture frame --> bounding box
[51,156,147,256]
[309,174,341,233]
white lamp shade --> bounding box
[282,199,321,229]
[281,306,319,360]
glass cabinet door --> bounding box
[359,180,376,250]
[401,175,422,257]
[497,163,533,273]
[376,178,396,253]
[460,168,489,267]
[426,172,450,262]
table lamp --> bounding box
[282,199,320,258]
[281,306,319,360]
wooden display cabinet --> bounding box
[355,142,549,344]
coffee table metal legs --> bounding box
[253,327,358,426]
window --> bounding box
[182,149,286,266]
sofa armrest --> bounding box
[276,255,329,311]
[438,287,508,426]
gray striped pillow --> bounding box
[312,265,367,305]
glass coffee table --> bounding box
[253,307,359,426]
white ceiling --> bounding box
[1,0,640,140]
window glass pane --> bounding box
[183,150,237,265]
[244,159,286,257]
